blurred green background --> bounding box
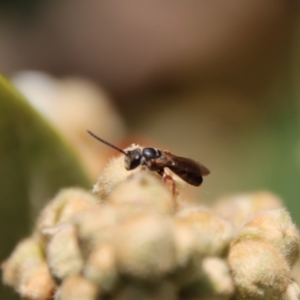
[0,1,300,299]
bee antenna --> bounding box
[87,130,127,155]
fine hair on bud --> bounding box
[233,208,300,268]
[228,240,290,300]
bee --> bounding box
[88,130,210,189]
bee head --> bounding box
[124,149,142,170]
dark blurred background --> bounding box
[1,1,300,298]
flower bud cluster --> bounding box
[2,155,300,300]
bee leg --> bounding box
[157,170,178,209]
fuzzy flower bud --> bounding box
[114,213,176,279]
[54,275,98,300]
[46,224,83,281]
[214,191,283,228]
[83,243,118,292]
[201,257,234,298]
[284,281,300,300]
[172,217,199,268]
[2,238,55,300]
[73,205,118,258]
[175,206,234,257]
[2,173,299,300]
[35,188,99,245]
[93,153,140,200]
[107,171,174,214]
[233,208,300,268]
[228,240,290,299]
[178,257,234,300]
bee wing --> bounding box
[166,153,210,175]
[191,160,210,176]
[154,152,210,186]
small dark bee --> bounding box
[87,130,210,187]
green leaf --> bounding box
[0,75,91,287]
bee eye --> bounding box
[142,148,161,159]
[125,150,142,170]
